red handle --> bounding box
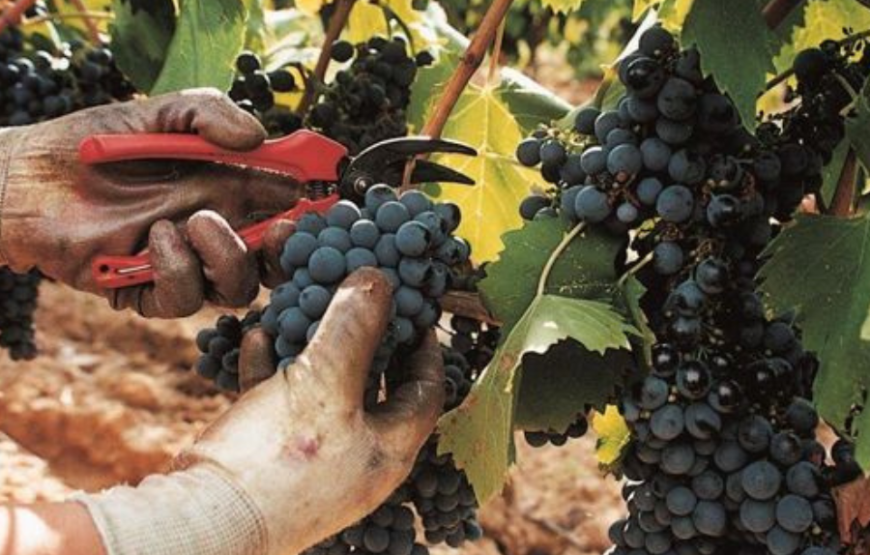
[79,129,348,183]
[91,195,340,289]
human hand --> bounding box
[0,88,297,317]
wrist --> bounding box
[74,464,268,555]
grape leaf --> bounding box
[418,85,552,263]
[847,77,870,173]
[658,0,695,31]
[110,0,176,93]
[346,0,425,45]
[438,294,636,502]
[540,0,585,14]
[632,0,657,21]
[681,0,778,131]
[593,405,631,470]
[150,0,247,95]
[515,339,635,431]
[758,214,870,468]
[478,218,624,334]
[498,69,572,133]
[620,275,655,369]
[820,140,851,207]
[244,0,266,51]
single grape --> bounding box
[580,146,608,175]
[742,460,782,501]
[331,40,355,63]
[691,501,726,537]
[640,139,671,172]
[650,404,684,440]
[350,220,381,249]
[706,194,741,228]
[574,185,611,223]
[775,494,813,533]
[684,402,721,440]
[661,443,695,475]
[308,246,346,283]
[666,486,698,516]
[616,202,639,224]
[739,499,776,533]
[574,106,600,135]
[279,307,311,343]
[395,221,432,256]
[376,201,411,233]
[656,117,694,145]
[539,139,567,166]
[653,241,684,276]
[318,227,353,253]
[607,143,643,177]
[669,149,706,185]
[639,375,670,410]
[345,247,378,272]
[691,471,723,500]
[520,195,551,221]
[786,461,820,498]
[299,285,332,319]
[639,25,675,57]
[516,138,542,166]
[594,111,623,143]
[766,525,800,555]
[399,190,433,217]
[676,361,711,400]
[656,185,694,223]
[695,257,728,295]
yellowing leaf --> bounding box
[658,0,695,32]
[423,85,542,263]
[632,0,657,21]
[540,0,584,14]
[297,0,329,16]
[593,405,631,470]
[346,0,422,43]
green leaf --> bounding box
[620,275,655,369]
[540,0,585,14]
[150,0,247,95]
[758,214,870,467]
[479,218,624,334]
[498,68,572,133]
[847,76,870,173]
[515,339,635,431]
[593,405,631,470]
[438,294,636,502]
[244,0,267,51]
[681,0,778,131]
[110,0,176,93]
[658,0,695,31]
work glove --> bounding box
[76,268,445,555]
[0,88,297,317]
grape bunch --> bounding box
[0,268,39,360]
[512,23,870,555]
[0,27,135,127]
[229,51,303,137]
[194,311,262,392]
[307,36,434,154]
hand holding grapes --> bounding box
[67,268,445,555]
[0,88,299,317]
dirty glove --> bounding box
[75,268,445,555]
[0,88,298,317]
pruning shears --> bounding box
[78,130,476,289]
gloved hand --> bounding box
[76,268,445,555]
[0,88,298,317]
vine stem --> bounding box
[421,0,514,139]
[69,0,102,45]
[537,223,586,296]
[297,0,356,117]
[400,0,515,191]
[829,149,858,217]
[22,11,113,27]
[0,0,37,34]
[761,0,803,29]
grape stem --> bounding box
[537,222,586,296]
[0,0,37,34]
[616,250,655,290]
[487,18,506,84]
[297,0,356,117]
[69,0,102,45]
[829,149,858,217]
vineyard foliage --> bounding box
[22,0,870,510]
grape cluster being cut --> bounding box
[514,23,870,555]
[194,311,262,392]
[307,36,434,154]
[229,51,303,137]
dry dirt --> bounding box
[0,282,625,555]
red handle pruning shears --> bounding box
[78,130,476,290]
